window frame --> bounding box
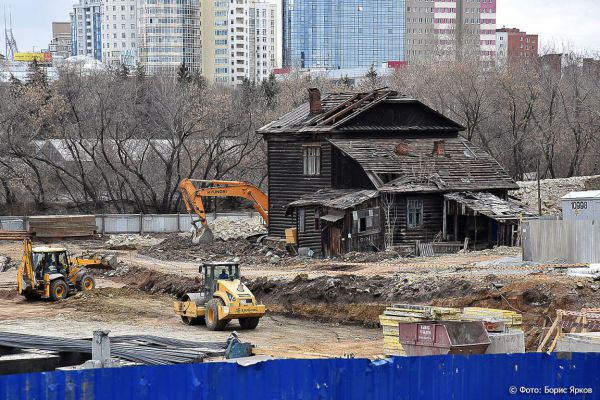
[298,208,306,233]
[407,199,424,229]
[302,144,322,176]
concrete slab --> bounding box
[485,331,525,354]
[556,333,600,353]
[0,350,61,375]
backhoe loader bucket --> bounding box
[192,225,214,244]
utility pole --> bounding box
[537,158,542,217]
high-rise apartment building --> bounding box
[49,22,72,61]
[404,0,434,62]
[405,0,496,63]
[202,0,278,85]
[496,28,538,67]
[137,0,201,74]
[70,0,103,61]
[201,0,247,84]
[283,0,405,70]
[101,0,138,67]
[249,0,279,82]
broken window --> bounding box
[353,208,381,234]
[407,199,423,228]
[298,208,306,233]
[303,145,321,175]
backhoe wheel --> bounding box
[205,298,228,331]
[239,317,260,330]
[49,279,68,301]
[78,275,96,291]
[181,316,205,326]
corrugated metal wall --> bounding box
[1,353,599,400]
[522,220,600,263]
[0,213,261,235]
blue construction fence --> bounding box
[1,353,599,400]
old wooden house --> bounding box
[258,89,530,257]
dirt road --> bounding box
[0,286,382,359]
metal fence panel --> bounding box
[142,214,179,233]
[0,218,25,231]
[524,219,600,263]
[0,213,262,235]
[103,215,142,234]
[0,353,599,400]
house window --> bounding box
[303,145,321,175]
[353,208,380,234]
[358,217,368,232]
[407,199,423,228]
[298,208,306,233]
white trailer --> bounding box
[561,191,600,221]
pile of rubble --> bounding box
[208,217,267,241]
[142,232,288,265]
[104,234,164,250]
[512,175,600,215]
[0,255,16,272]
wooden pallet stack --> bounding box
[29,215,97,238]
[0,230,31,240]
[379,304,462,356]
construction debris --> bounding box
[537,309,600,353]
[512,175,600,215]
[105,234,164,250]
[0,255,16,272]
[568,264,600,279]
[445,191,534,222]
[379,305,461,356]
[0,331,227,367]
[29,215,97,238]
[379,304,523,357]
[208,217,267,241]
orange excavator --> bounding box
[179,179,269,244]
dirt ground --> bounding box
[0,234,598,359]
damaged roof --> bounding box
[286,189,379,212]
[328,137,518,192]
[445,191,534,222]
[258,89,464,135]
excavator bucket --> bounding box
[192,226,214,244]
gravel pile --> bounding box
[512,175,600,215]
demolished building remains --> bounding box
[258,89,532,257]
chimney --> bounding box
[433,140,446,156]
[308,88,322,114]
[395,141,409,156]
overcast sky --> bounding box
[1,0,599,54]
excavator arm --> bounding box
[179,179,269,243]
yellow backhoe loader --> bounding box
[179,179,269,244]
[16,239,104,301]
[173,262,265,331]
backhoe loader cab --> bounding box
[17,240,96,301]
[173,262,265,331]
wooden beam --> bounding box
[537,315,560,352]
[442,199,447,241]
